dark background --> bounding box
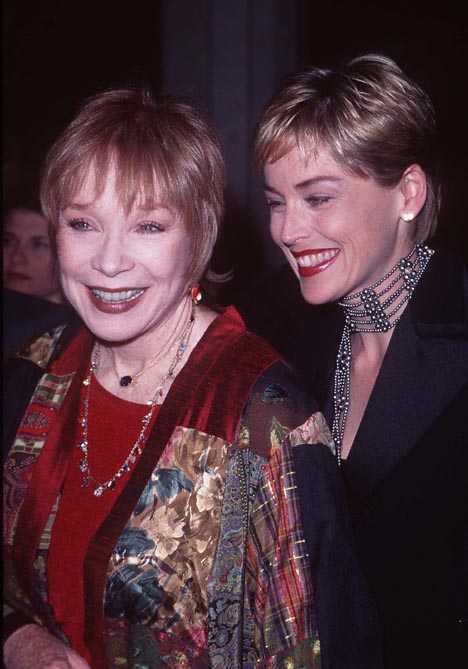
[4,0,467,295]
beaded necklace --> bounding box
[332,243,434,465]
[76,306,196,496]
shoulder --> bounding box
[240,359,333,460]
[209,308,334,459]
[247,359,316,418]
[412,246,468,326]
[5,310,86,371]
[3,289,72,356]
[6,326,68,369]
[3,322,90,460]
[196,305,284,391]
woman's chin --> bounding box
[299,282,340,306]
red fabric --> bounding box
[48,376,159,665]
[81,307,282,661]
[11,307,282,664]
[11,329,94,627]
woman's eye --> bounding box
[306,195,332,207]
[68,218,92,231]
[139,221,164,233]
[32,237,51,249]
[266,199,285,211]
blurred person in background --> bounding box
[3,188,69,357]
[3,138,63,305]
[3,194,63,304]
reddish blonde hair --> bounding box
[40,87,225,283]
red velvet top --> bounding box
[48,375,160,663]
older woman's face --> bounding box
[56,167,193,344]
[3,207,62,302]
[263,145,412,305]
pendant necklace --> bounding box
[332,243,434,465]
[114,350,166,388]
[111,309,193,388]
[76,305,196,497]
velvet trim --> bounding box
[9,308,282,663]
[76,307,281,661]
[11,329,95,630]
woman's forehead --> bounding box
[63,163,169,211]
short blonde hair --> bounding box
[254,53,440,242]
[40,87,225,284]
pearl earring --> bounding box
[402,213,415,222]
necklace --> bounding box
[332,243,434,465]
[114,351,166,388]
[113,334,177,388]
[76,306,196,497]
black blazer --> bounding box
[237,248,468,668]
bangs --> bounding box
[254,125,296,169]
[41,87,225,285]
[55,141,189,225]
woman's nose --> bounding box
[279,206,306,248]
[9,242,28,264]
[91,233,135,277]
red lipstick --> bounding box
[87,287,146,314]
[292,248,339,277]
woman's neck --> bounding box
[101,297,193,370]
[93,302,217,403]
[332,242,434,464]
[339,243,433,335]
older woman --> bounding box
[251,54,468,668]
[3,87,380,668]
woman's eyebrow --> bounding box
[263,175,343,193]
[294,176,343,190]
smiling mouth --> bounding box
[294,249,339,268]
[90,288,145,303]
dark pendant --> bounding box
[120,375,133,387]
[78,460,88,472]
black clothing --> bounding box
[236,248,468,668]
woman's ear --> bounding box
[399,164,427,222]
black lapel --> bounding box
[344,249,468,498]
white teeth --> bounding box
[91,288,144,303]
[296,249,338,268]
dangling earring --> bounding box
[190,284,202,304]
[402,212,415,222]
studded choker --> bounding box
[332,243,434,465]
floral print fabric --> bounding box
[4,312,335,668]
[105,427,231,658]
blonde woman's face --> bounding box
[263,145,412,305]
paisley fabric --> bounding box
[4,307,334,668]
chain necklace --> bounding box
[113,348,168,388]
[112,325,182,388]
[76,306,196,497]
[332,244,434,465]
